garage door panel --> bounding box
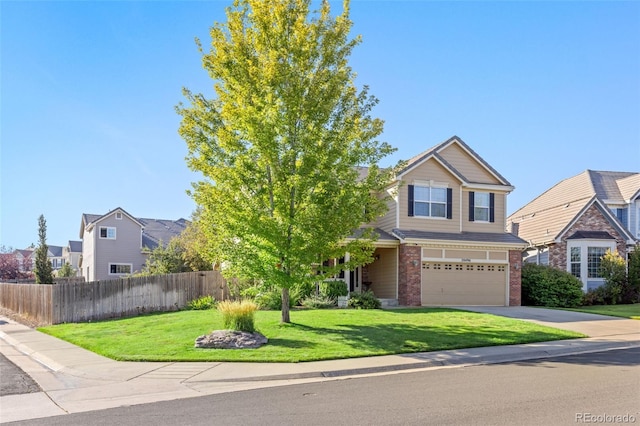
[421,262,506,306]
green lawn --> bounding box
[38,308,585,362]
[561,304,640,320]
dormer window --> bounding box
[99,226,116,239]
[408,184,452,219]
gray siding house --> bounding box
[79,208,188,282]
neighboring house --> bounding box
[62,240,83,276]
[345,136,526,307]
[507,170,638,292]
[79,208,188,282]
[14,249,34,273]
[47,245,65,271]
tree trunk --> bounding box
[281,287,290,323]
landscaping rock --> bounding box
[195,330,268,349]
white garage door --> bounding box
[421,262,507,306]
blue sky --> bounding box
[1,0,639,250]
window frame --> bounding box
[99,226,116,240]
[587,246,608,279]
[109,263,132,275]
[408,184,452,219]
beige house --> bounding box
[507,170,638,292]
[349,136,526,306]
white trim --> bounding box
[99,226,116,240]
[566,239,616,292]
[413,179,449,188]
[108,263,132,275]
[462,182,514,192]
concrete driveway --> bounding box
[457,306,639,338]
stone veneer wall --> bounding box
[509,250,522,306]
[398,244,421,306]
[548,204,627,270]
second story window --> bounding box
[469,191,495,223]
[408,185,452,219]
[99,226,116,239]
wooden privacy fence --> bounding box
[0,270,229,324]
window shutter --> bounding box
[489,193,495,223]
[408,185,414,217]
[446,188,453,219]
[469,191,475,221]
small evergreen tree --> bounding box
[57,262,76,278]
[34,214,53,284]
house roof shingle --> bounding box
[81,208,188,250]
[392,229,527,246]
[508,170,639,246]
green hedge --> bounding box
[521,263,583,308]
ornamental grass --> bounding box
[217,300,258,332]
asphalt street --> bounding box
[0,353,41,397]
[6,347,639,426]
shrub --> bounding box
[300,295,336,309]
[255,290,283,310]
[347,290,381,309]
[240,281,311,310]
[521,263,583,308]
[217,300,258,332]
[186,295,216,310]
[319,280,348,299]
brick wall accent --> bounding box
[509,250,522,306]
[398,244,422,306]
[549,203,628,270]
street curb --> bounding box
[189,340,640,383]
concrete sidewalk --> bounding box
[1,307,639,423]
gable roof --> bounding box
[47,245,63,257]
[397,135,512,187]
[68,241,82,253]
[509,170,639,246]
[80,207,188,250]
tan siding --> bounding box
[423,248,443,258]
[461,190,508,233]
[438,143,501,184]
[489,251,507,260]
[444,249,486,260]
[374,196,397,232]
[398,158,461,232]
[367,248,397,299]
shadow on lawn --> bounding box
[281,319,576,354]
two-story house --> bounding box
[79,208,188,282]
[345,136,526,307]
[62,241,82,276]
[507,170,638,292]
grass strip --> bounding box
[38,308,585,362]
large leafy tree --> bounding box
[34,215,53,284]
[177,0,396,323]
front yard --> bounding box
[560,304,640,320]
[38,308,584,362]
